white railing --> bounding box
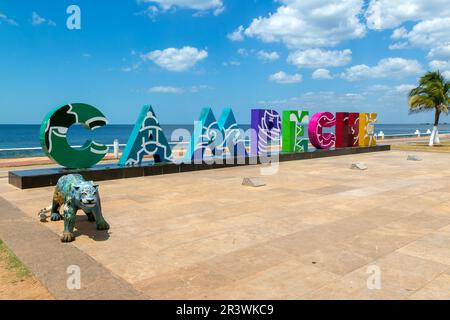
[1,131,450,154]
[0,141,189,154]
[378,130,450,139]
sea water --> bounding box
[1,124,450,158]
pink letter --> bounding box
[308,112,336,150]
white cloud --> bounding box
[312,68,333,80]
[0,12,18,26]
[142,46,208,72]
[288,49,352,68]
[121,62,142,72]
[395,84,416,93]
[365,0,450,30]
[365,84,416,110]
[388,42,408,50]
[429,60,450,70]
[138,0,224,15]
[428,43,450,60]
[406,18,450,49]
[257,50,280,62]
[149,84,212,93]
[223,60,241,67]
[237,0,366,49]
[212,6,224,16]
[190,84,212,92]
[368,84,415,94]
[237,48,248,56]
[149,86,184,94]
[135,5,160,20]
[227,25,244,41]
[365,1,450,56]
[31,12,56,27]
[391,27,408,40]
[258,91,365,110]
[429,60,450,78]
[368,84,389,92]
[269,71,302,84]
[341,58,423,81]
[32,12,45,25]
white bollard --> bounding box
[113,139,120,159]
[414,130,421,137]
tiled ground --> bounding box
[2,150,450,299]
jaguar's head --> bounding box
[72,181,99,208]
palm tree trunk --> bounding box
[429,109,441,146]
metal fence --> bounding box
[1,131,449,157]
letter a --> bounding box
[119,105,172,166]
[187,108,221,162]
[66,5,81,30]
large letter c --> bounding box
[39,103,109,169]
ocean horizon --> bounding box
[1,123,450,158]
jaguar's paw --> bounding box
[61,232,75,243]
[51,213,62,221]
[96,220,110,231]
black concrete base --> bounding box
[9,145,390,189]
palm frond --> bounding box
[437,103,450,114]
[409,95,435,114]
[408,71,450,115]
[444,82,450,96]
[419,71,445,86]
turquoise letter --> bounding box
[119,105,172,166]
[188,108,246,162]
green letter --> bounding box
[282,110,309,153]
[40,103,109,169]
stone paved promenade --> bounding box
[2,150,450,299]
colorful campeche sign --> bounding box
[335,112,359,148]
[118,105,172,166]
[308,112,336,150]
[187,107,248,162]
[39,103,378,169]
[281,110,309,153]
[40,103,109,169]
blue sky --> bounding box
[1,0,450,124]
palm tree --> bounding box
[409,71,450,146]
